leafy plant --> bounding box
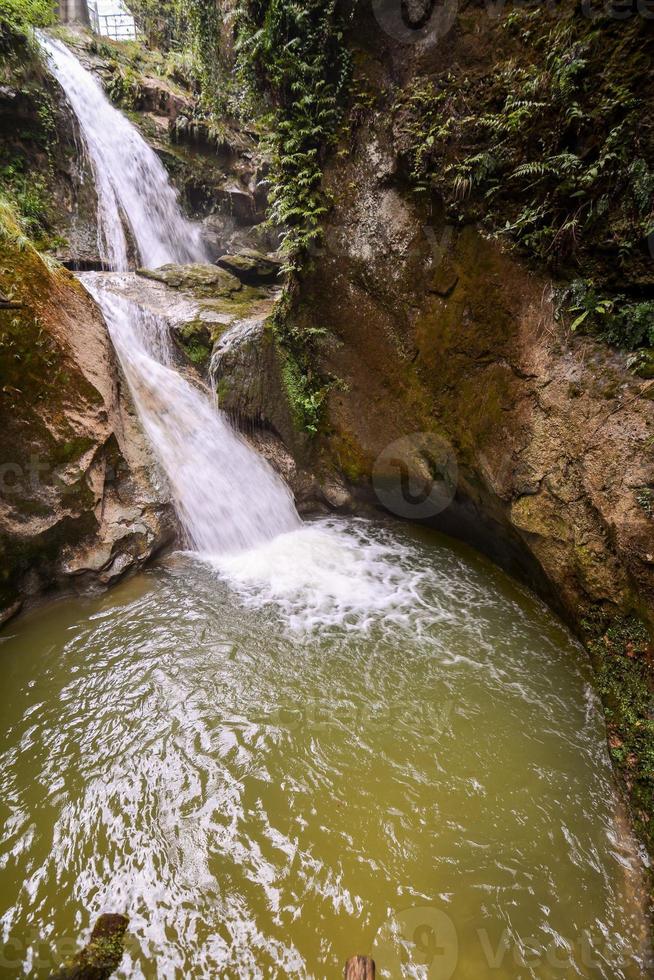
[393,1,654,348]
[128,0,180,50]
[565,280,614,332]
[106,63,143,109]
[234,0,351,263]
[0,0,55,42]
[562,279,654,349]
[185,0,224,114]
[0,159,51,241]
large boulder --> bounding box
[216,249,283,285]
[105,268,280,370]
[0,230,174,623]
[137,263,243,297]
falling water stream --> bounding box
[0,34,650,980]
[38,33,300,555]
[38,35,207,271]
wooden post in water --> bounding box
[344,955,375,979]
[48,914,129,980]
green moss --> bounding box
[137,263,242,297]
[0,226,105,608]
[51,913,128,977]
[84,933,124,970]
[269,288,336,437]
[215,376,230,402]
[280,348,325,435]
[330,430,367,483]
[184,340,211,366]
[52,436,95,465]
[584,612,654,879]
[197,285,269,318]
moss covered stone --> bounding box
[137,263,242,297]
[176,318,216,368]
[216,249,282,285]
[584,614,654,881]
[49,913,129,979]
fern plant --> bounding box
[393,0,654,349]
[234,0,351,264]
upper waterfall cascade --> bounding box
[39,34,207,271]
[39,35,301,554]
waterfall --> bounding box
[40,35,301,554]
[82,280,300,553]
[38,34,207,270]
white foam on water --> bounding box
[205,519,438,633]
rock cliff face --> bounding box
[217,7,654,634]
[301,207,654,629]
[213,3,654,862]
[217,127,654,634]
[0,33,100,267]
[0,230,174,623]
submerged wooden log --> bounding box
[48,914,129,980]
[345,955,375,979]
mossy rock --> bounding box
[216,249,282,285]
[137,263,243,298]
[175,319,225,368]
[49,912,129,979]
[195,284,272,319]
[584,613,654,867]
[627,349,654,380]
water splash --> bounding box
[208,518,434,632]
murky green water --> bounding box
[0,519,650,978]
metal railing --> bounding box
[87,0,137,40]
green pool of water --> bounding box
[0,519,650,978]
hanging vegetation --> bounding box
[185,0,224,113]
[234,0,352,263]
[0,0,54,44]
[394,2,654,349]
